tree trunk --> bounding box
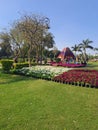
[28,48,31,67]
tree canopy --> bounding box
[0,13,55,65]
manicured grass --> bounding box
[0,72,98,130]
[81,61,98,70]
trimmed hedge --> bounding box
[13,62,37,69]
[1,59,13,72]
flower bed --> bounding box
[49,62,86,68]
[53,70,98,88]
[61,63,86,68]
[13,65,98,88]
[13,65,72,80]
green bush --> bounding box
[13,63,29,69]
[55,58,61,63]
[44,59,47,64]
[1,59,13,72]
[13,62,36,69]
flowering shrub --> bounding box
[13,66,71,80]
[53,70,98,88]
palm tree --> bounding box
[71,44,79,56]
[94,48,98,59]
[94,48,98,51]
[79,39,93,63]
[71,44,82,62]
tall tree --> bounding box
[13,14,52,66]
[79,39,93,63]
[10,25,25,62]
[0,32,12,58]
[71,44,82,62]
[39,32,55,63]
[71,44,81,56]
[94,48,98,51]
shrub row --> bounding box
[0,59,37,72]
[13,62,36,69]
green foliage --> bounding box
[55,58,61,63]
[44,59,47,64]
[1,59,13,72]
[13,62,36,69]
[13,62,29,69]
[0,32,12,58]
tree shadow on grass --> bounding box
[0,73,37,85]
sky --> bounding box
[0,0,98,54]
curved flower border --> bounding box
[53,70,98,88]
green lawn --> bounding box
[0,71,98,130]
[80,61,98,70]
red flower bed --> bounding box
[49,62,86,68]
[53,70,98,88]
[61,63,86,68]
